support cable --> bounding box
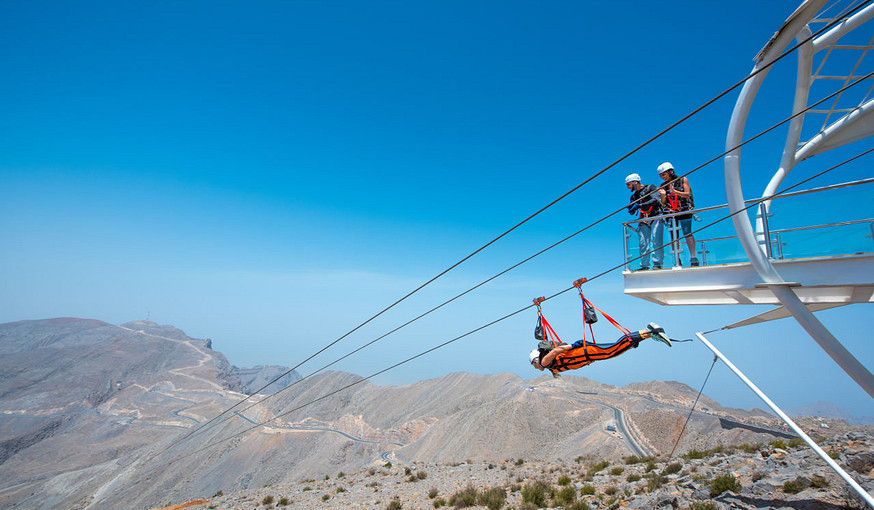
[153,147,873,468]
[174,0,869,419]
[140,67,874,467]
[666,356,719,461]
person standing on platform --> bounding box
[657,162,699,267]
[625,173,664,270]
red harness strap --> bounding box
[584,297,632,338]
[573,277,632,348]
[578,291,596,347]
[537,308,563,347]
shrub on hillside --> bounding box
[710,474,742,496]
[590,460,609,473]
[448,485,478,508]
[645,474,666,492]
[521,481,551,507]
[664,462,683,475]
[476,487,507,510]
[811,475,829,489]
[554,486,576,506]
[783,477,811,494]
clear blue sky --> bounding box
[1,1,872,417]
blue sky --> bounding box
[1,0,872,417]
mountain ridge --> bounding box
[0,317,870,510]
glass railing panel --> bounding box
[769,221,874,260]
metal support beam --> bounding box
[695,332,874,508]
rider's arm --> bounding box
[541,343,574,368]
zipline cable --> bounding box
[155,146,874,467]
[135,3,874,465]
[204,67,874,433]
[141,64,874,467]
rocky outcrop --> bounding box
[231,365,302,395]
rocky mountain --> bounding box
[232,365,302,395]
[789,401,874,426]
[0,318,870,510]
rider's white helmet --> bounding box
[625,173,641,184]
[529,349,540,365]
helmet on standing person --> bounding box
[625,173,641,184]
[657,162,674,175]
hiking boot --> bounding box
[647,323,672,347]
[652,264,662,270]
[634,266,649,271]
[690,257,700,267]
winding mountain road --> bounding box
[529,386,651,457]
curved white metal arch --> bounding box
[724,0,874,398]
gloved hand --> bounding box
[627,203,639,215]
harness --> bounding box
[533,279,634,374]
[633,184,661,218]
[663,176,692,213]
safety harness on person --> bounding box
[533,279,634,375]
[662,174,692,213]
[631,184,661,218]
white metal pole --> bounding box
[695,332,874,508]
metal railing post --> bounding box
[669,217,682,268]
[775,232,785,260]
[698,240,710,266]
[623,222,632,270]
[759,202,774,259]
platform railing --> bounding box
[622,178,874,271]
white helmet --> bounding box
[657,162,674,174]
[625,173,641,184]
[529,349,540,365]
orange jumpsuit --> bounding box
[545,331,643,373]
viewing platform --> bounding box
[622,179,874,307]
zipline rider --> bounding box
[530,323,671,375]
[528,290,672,377]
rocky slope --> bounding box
[1,318,870,510]
[165,431,874,510]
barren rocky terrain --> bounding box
[0,318,871,510]
[158,431,874,510]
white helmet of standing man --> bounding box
[657,162,674,174]
[625,173,641,184]
[529,349,540,365]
